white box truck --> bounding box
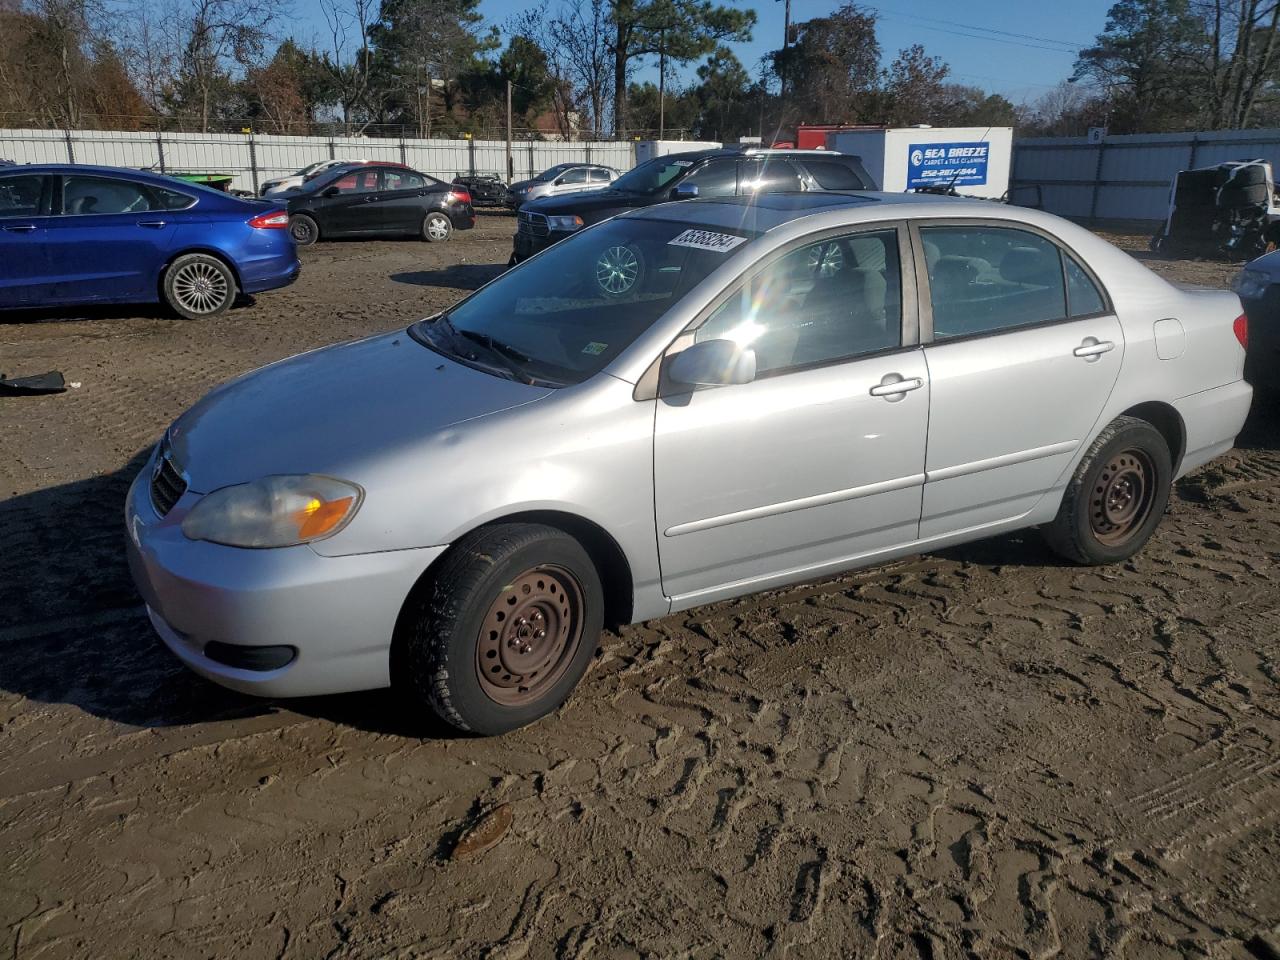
[826,126,1013,199]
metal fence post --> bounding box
[328,137,335,160]
[527,141,534,179]
[1088,138,1106,224]
[399,134,407,166]
[63,127,75,164]
[585,141,592,166]
[247,129,259,194]
[1188,134,1200,170]
[155,130,166,173]
[468,137,476,177]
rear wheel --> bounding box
[162,253,236,320]
[289,213,318,246]
[423,212,453,242]
[398,523,604,735]
[1043,416,1172,565]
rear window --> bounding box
[803,159,872,190]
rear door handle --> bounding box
[869,375,924,400]
[3,224,36,233]
[1073,338,1115,361]
[137,219,167,228]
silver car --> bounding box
[126,193,1252,734]
[504,163,618,209]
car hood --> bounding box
[168,330,553,492]
[523,188,649,221]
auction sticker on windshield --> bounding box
[668,229,748,253]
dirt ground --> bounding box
[2,214,1278,959]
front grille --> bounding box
[518,210,549,237]
[150,443,187,517]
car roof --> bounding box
[626,190,994,233]
[1,163,202,186]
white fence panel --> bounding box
[1013,127,1280,223]
[1,127,639,194]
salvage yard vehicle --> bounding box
[126,192,1252,735]
[285,163,475,244]
[503,162,620,210]
[453,172,509,207]
[511,147,875,263]
[1151,159,1280,260]
[0,164,299,319]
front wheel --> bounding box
[423,212,453,242]
[289,213,318,246]
[1043,416,1172,565]
[162,253,236,320]
[398,523,604,735]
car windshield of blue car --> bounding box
[410,218,755,386]
[609,155,699,194]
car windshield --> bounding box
[410,218,756,386]
[534,164,574,182]
[297,161,327,177]
[610,155,701,194]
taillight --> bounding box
[248,210,289,229]
[1233,313,1248,350]
[448,189,472,206]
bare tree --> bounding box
[549,0,612,135]
[1196,0,1280,128]
[319,0,377,132]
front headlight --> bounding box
[181,475,363,548]
[547,215,584,232]
[1232,268,1271,299]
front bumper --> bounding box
[124,461,446,697]
[511,228,575,263]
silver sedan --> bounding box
[126,193,1253,734]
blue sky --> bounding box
[298,0,1117,106]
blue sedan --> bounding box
[0,164,300,319]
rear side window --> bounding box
[154,187,196,210]
[922,226,1068,340]
[588,168,612,183]
[62,175,154,215]
[739,159,803,194]
[803,159,872,190]
[1065,255,1107,317]
[0,175,44,217]
[383,170,425,191]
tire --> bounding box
[162,253,237,320]
[289,213,318,246]
[398,523,604,735]
[1043,416,1172,565]
[423,212,453,242]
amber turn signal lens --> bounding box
[294,495,355,540]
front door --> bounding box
[316,168,382,236]
[654,225,930,607]
[0,173,52,306]
[43,174,178,302]
[917,223,1125,538]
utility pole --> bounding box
[658,29,666,140]
[777,0,791,98]
[505,80,513,183]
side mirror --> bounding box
[670,183,699,200]
[322,185,341,197]
[668,339,756,387]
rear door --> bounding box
[916,222,1124,538]
[43,174,181,303]
[0,172,53,306]
[361,168,431,234]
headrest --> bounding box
[1000,246,1056,284]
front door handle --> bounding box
[137,219,167,228]
[3,224,36,233]
[869,374,925,401]
[1074,338,1115,361]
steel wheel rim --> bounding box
[1091,448,1156,546]
[807,242,844,278]
[172,261,229,314]
[596,245,639,295]
[290,218,313,242]
[475,565,585,707]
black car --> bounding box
[510,148,875,263]
[286,164,475,245]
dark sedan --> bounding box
[286,164,475,245]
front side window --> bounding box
[411,218,756,385]
[0,175,45,218]
[681,159,739,197]
[922,226,1068,340]
[331,169,380,194]
[558,167,589,185]
[696,228,903,375]
[62,175,154,215]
